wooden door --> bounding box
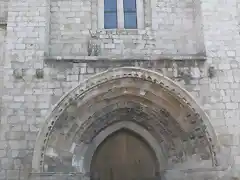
[91,129,158,180]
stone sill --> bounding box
[90,29,152,35]
[45,54,207,63]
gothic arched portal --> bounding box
[90,129,158,180]
[32,67,220,177]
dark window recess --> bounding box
[104,0,118,29]
[123,0,137,29]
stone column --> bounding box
[1,0,50,179]
[200,0,240,176]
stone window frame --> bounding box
[91,0,157,30]
[97,0,145,29]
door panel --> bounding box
[91,129,157,180]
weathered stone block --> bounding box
[0,141,7,150]
[7,170,19,179]
[0,150,6,158]
[6,132,25,140]
[218,134,234,146]
[9,141,27,150]
[0,171,6,180]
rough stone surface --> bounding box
[1,0,240,179]
[49,0,203,56]
[0,1,7,24]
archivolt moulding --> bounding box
[32,67,219,172]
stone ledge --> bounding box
[28,166,230,180]
[44,54,207,63]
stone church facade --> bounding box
[0,0,240,179]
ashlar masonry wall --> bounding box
[49,0,203,56]
[50,0,91,56]
[1,0,240,179]
[1,0,50,179]
[201,0,240,175]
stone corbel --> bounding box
[87,30,101,56]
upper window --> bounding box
[123,0,137,29]
[104,0,138,29]
[104,0,118,29]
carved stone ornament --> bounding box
[35,68,44,79]
[87,39,101,56]
[32,67,220,172]
[13,68,24,79]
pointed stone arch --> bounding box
[32,67,219,174]
[73,121,164,174]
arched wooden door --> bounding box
[90,129,158,180]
